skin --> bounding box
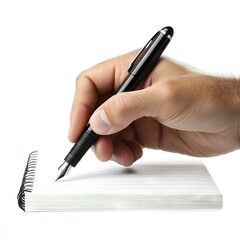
[68,50,240,166]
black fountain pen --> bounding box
[56,26,174,181]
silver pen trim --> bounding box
[160,29,172,40]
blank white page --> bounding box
[22,150,222,211]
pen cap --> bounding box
[162,26,174,38]
[129,26,173,81]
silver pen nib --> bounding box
[56,162,72,181]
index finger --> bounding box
[68,50,138,142]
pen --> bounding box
[56,26,174,181]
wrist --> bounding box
[225,77,240,149]
[231,78,240,149]
[209,76,240,149]
[238,123,240,149]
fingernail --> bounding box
[91,109,111,133]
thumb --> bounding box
[89,88,157,135]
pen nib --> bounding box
[56,162,72,181]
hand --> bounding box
[69,50,240,166]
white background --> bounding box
[1,0,240,239]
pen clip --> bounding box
[127,31,160,73]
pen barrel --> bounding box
[116,31,171,93]
[64,125,99,167]
[115,73,137,93]
[132,36,170,81]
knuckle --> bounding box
[160,79,182,103]
[75,70,88,86]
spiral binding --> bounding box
[17,150,38,211]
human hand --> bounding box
[69,50,240,166]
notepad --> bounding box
[17,150,222,211]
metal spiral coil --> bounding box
[17,151,38,211]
